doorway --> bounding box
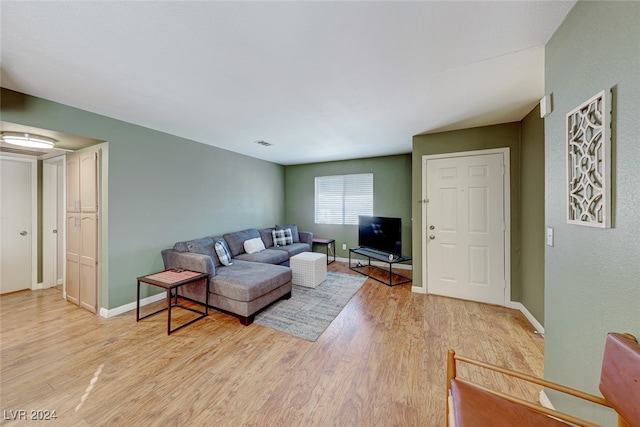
[1,155,37,294]
[43,156,66,291]
[422,148,510,306]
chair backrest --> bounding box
[599,333,640,427]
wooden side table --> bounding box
[312,237,336,265]
[136,269,210,335]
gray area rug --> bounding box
[254,272,367,341]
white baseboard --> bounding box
[99,292,165,318]
[507,301,545,335]
[412,285,427,294]
[539,390,554,409]
[99,257,413,319]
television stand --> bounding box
[349,247,412,287]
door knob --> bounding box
[429,225,435,230]
[429,235,436,240]
[20,230,28,236]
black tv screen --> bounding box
[358,216,402,256]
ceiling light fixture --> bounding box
[1,132,57,149]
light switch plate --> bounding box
[546,227,554,247]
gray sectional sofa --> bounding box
[161,226,312,325]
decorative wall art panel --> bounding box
[566,90,612,228]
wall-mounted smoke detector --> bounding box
[254,140,273,147]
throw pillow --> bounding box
[272,228,293,247]
[214,241,233,266]
[276,224,300,243]
[185,237,216,260]
[243,237,266,254]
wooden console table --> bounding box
[349,247,411,287]
[136,269,210,335]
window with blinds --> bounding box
[314,173,373,225]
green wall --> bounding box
[544,1,640,424]
[520,105,545,325]
[1,89,285,309]
[411,123,523,298]
[284,155,412,259]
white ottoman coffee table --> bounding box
[290,252,327,288]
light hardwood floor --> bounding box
[0,262,543,426]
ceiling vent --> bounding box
[254,140,273,147]
[0,146,47,157]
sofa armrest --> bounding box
[299,231,313,245]
[161,249,216,277]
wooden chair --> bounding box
[446,332,640,427]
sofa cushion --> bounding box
[276,224,300,243]
[271,242,310,258]
[223,229,261,257]
[259,228,275,248]
[215,241,233,266]
[212,260,292,301]
[235,248,289,265]
[178,237,216,260]
[244,237,266,254]
[272,228,293,247]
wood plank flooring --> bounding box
[0,262,543,426]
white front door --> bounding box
[1,156,36,294]
[425,152,506,305]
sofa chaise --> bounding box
[161,226,312,325]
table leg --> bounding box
[205,277,210,316]
[136,280,141,322]
[166,289,172,335]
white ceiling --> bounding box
[0,1,575,165]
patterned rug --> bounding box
[254,272,367,341]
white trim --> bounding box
[420,148,511,306]
[42,160,55,288]
[507,301,545,335]
[102,252,413,319]
[421,159,428,294]
[412,285,427,294]
[43,156,65,289]
[30,158,37,289]
[539,390,555,409]
[99,292,165,318]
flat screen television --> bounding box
[358,215,402,256]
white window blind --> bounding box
[315,173,373,225]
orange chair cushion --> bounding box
[599,333,640,427]
[450,379,570,427]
